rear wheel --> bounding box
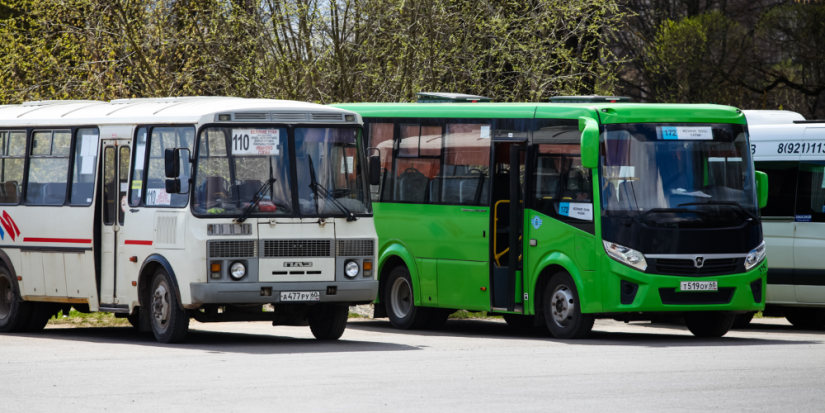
[25,303,57,332]
[685,312,734,337]
[149,269,189,343]
[731,312,756,329]
[127,309,140,330]
[0,268,33,333]
[543,272,594,339]
[384,266,430,330]
[783,308,825,330]
[308,304,349,340]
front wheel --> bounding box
[543,272,594,339]
[685,312,734,337]
[149,269,189,343]
[308,304,349,340]
[384,266,431,330]
[783,308,825,330]
[0,268,33,333]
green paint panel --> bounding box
[417,258,438,306]
[436,259,490,311]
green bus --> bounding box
[334,94,769,338]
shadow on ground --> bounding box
[347,318,824,348]
[9,325,420,355]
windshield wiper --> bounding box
[235,178,276,223]
[677,201,759,222]
[308,155,357,221]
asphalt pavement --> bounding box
[1,317,823,412]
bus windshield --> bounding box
[600,123,757,228]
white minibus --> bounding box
[745,109,825,329]
[0,97,379,343]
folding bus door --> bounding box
[98,139,131,308]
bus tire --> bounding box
[127,310,140,330]
[783,308,825,330]
[425,308,452,330]
[384,265,430,330]
[149,269,189,343]
[685,312,734,337]
[503,314,535,330]
[308,304,348,340]
[731,312,756,329]
[25,302,57,332]
[0,267,33,333]
[543,272,594,339]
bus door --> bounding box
[491,142,525,311]
[98,139,131,307]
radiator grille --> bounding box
[337,239,374,256]
[234,112,268,120]
[649,258,741,276]
[208,240,257,258]
[311,113,344,121]
[263,239,332,257]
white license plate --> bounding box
[680,281,718,292]
[280,291,321,302]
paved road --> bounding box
[1,317,823,412]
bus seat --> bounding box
[429,178,440,203]
[459,177,482,204]
[397,168,427,202]
[25,182,45,204]
[205,176,228,204]
[442,176,463,203]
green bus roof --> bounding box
[331,102,746,125]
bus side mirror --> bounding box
[579,117,599,169]
[165,148,180,178]
[164,148,190,195]
[369,155,381,186]
[755,170,768,209]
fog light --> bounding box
[345,261,359,278]
[230,262,246,280]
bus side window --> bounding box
[25,130,71,205]
[144,126,194,208]
[795,162,825,222]
[130,128,147,206]
[755,161,799,218]
[441,123,491,206]
[0,131,26,204]
[69,128,100,205]
[118,146,130,224]
[366,122,394,202]
[393,124,441,204]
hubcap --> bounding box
[0,276,11,320]
[550,285,575,328]
[152,282,170,332]
[390,277,412,318]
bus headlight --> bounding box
[744,241,766,271]
[230,262,246,280]
[345,261,360,278]
[603,241,647,272]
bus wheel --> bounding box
[543,272,594,339]
[783,308,825,330]
[503,314,535,330]
[25,303,57,332]
[308,304,349,340]
[731,312,756,329]
[149,269,189,343]
[384,266,430,330]
[0,268,33,333]
[685,312,734,337]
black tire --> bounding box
[543,272,594,339]
[127,310,140,330]
[503,314,536,330]
[425,308,452,330]
[731,312,756,329]
[685,312,735,337]
[308,304,349,340]
[783,308,825,330]
[149,269,189,343]
[25,302,57,332]
[384,265,431,330]
[0,267,33,333]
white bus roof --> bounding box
[742,110,805,125]
[0,97,359,127]
[745,110,825,160]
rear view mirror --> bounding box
[164,148,180,178]
[369,155,381,186]
[164,148,190,194]
[755,171,768,209]
[579,117,599,169]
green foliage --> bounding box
[0,0,625,103]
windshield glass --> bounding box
[294,127,369,216]
[601,123,756,228]
[194,127,293,216]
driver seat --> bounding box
[205,176,228,205]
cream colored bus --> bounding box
[0,97,378,343]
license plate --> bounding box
[680,281,718,292]
[280,291,321,302]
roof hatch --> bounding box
[549,95,631,104]
[415,92,492,103]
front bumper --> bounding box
[597,255,767,313]
[190,280,378,305]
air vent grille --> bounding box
[209,240,257,258]
[337,239,374,257]
[234,112,268,120]
[263,239,332,257]
[156,215,177,245]
[311,113,344,121]
[271,112,308,121]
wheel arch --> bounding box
[138,254,184,310]
[0,249,21,300]
[530,252,586,316]
[378,241,421,307]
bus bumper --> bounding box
[189,281,378,305]
[596,256,768,314]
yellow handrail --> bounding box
[493,199,522,266]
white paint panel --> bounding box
[767,285,797,303]
[795,286,825,304]
[64,253,88,298]
[42,253,68,297]
[762,220,795,269]
[20,252,45,296]
[259,258,335,282]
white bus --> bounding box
[745,110,825,329]
[0,97,379,343]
